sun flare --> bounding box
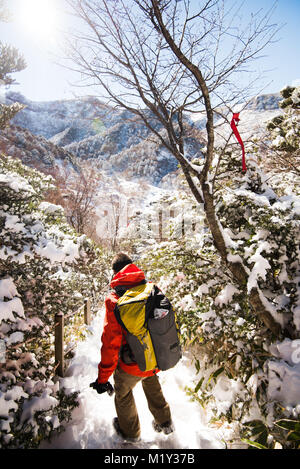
[17,0,60,43]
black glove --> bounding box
[90,380,114,396]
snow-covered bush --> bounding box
[139,155,300,448]
[0,155,111,448]
[265,85,300,176]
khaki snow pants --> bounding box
[113,365,171,439]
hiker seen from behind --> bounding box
[90,252,181,443]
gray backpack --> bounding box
[114,283,182,372]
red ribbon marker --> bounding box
[230,112,247,172]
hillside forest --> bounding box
[0,0,299,450]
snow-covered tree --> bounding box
[265,85,300,176]
[0,155,111,448]
[137,148,300,448]
[0,1,26,129]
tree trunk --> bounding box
[202,183,282,337]
[151,0,283,338]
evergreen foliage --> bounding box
[0,155,110,448]
[137,121,300,447]
[264,85,300,175]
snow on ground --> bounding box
[40,311,226,450]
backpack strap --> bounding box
[114,279,146,298]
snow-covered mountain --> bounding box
[0,124,80,174]
[2,91,205,184]
[4,91,105,141]
[1,90,281,184]
[191,92,282,140]
[246,92,281,111]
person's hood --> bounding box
[110,263,145,289]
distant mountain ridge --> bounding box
[246,92,281,111]
[2,91,205,183]
[4,90,281,140]
[0,90,281,184]
[4,91,111,141]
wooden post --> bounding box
[158,210,163,242]
[55,312,64,377]
[84,298,91,326]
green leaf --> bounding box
[287,431,300,442]
[208,366,224,384]
[195,358,200,373]
[241,438,268,450]
[195,377,204,393]
[244,420,266,429]
[275,419,300,432]
[243,420,268,443]
[256,429,268,446]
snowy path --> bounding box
[41,311,226,450]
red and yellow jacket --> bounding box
[97,263,159,383]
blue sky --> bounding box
[1,0,300,102]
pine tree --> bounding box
[0,0,26,129]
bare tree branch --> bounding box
[64,0,283,336]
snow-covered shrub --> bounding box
[139,156,300,448]
[265,85,300,176]
[0,155,111,448]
